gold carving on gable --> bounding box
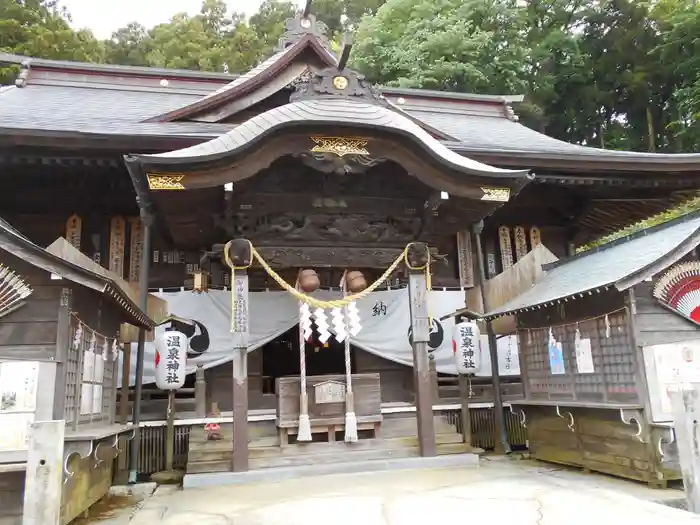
[147,174,185,190]
[480,187,510,202]
[310,136,369,157]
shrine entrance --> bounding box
[260,325,356,395]
[123,33,531,476]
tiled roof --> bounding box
[2,57,700,166]
[0,217,154,328]
[484,213,700,318]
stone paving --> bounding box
[96,458,699,525]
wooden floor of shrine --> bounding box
[186,412,470,473]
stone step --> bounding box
[188,434,465,464]
[189,435,279,452]
[186,442,470,474]
[380,415,456,437]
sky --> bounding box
[60,0,306,39]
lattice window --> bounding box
[519,310,641,405]
[65,318,116,427]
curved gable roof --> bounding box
[130,97,529,182]
[146,35,337,123]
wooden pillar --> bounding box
[165,390,176,472]
[670,385,700,513]
[473,222,510,454]
[458,375,472,447]
[429,356,440,402]
[195,365,207,418]
[407,243,436,457]
[53,287,72,420]
[23,420,65,525]
[228,239,251,472]
[119,344,132,424]
[129,211,153,483]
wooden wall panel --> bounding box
[0,471,24,525]
[0,254,61,362]
[354,349,414,403]
[633,281,699,347]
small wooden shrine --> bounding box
[482,212,700,487]
[0,218,154,524]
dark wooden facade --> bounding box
[0,224,153,524]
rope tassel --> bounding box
[296,276,312,442]
[340,271,358,443]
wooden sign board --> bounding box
[128,217,143,284]
[514,226,528,261]
[456,231,475,288]
[314,380,346,404]
[65,214,82,250]
[109,216,126,278]
[498,226,514,270]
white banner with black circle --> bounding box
[120,289,519,386]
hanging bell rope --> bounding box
[340,270,358,442]
[223,240,433,326]
[295,271,313,441]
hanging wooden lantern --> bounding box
[346,270,367,292]
[299,269,320,293]
[192,270,210,293]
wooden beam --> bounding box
[338,33,354,70]
[303,0,313,16]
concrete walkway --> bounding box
[94,458,698,525]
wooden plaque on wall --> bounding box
[514,226,528,261]
[65,214,82,251]
[498,226,514,270]
[128,217,143,284]
[109,217,126,278]
[456,231,475,288]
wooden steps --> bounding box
[186,414,467,474]
[187,440,471,473]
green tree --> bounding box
[119,0,261,73]
[249,0,297,56]
[653,0,700,152]
[353,0,528,94]
[0,0,103,83]
[104,23,150,67]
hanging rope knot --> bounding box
[248,244,414,309]
[223,239,254,332]
[404,242,433,324]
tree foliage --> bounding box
[353,0,700,154]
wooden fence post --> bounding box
[23,420,65,525]
[670,384,700,513]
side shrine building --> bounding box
[0,2,700,505]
